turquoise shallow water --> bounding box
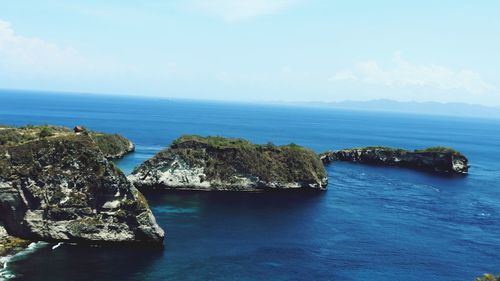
[1,90,500,280]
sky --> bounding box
[0,0,499,105]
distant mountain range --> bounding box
[300,99,500,119]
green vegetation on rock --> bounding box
[414,146,462,155]
[90,133,134,159]
[0,124,134,159]
[130,135,327,190]
[475,274,500,281]
[0,124,70,146]
[38,126,54,138]
[172,135,326,184]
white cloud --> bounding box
[329,70,357,81]
[330,52,494,94]
[187,0,299,22]
[0,19,149,93]
[0,19,94,77]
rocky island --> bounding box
[320,146,468,174]
[0,125,164,248]
[129,135,328,191]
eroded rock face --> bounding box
[0,135,164,244]
[129,135,328,191]
[320,147,468,174]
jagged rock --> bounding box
[129,135,327,191]
[0,134,164,244]
[320,146,468,174]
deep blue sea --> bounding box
[1,90,500,281]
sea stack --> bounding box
[0,129,164,244]
[128,135,328,191]
[320,146,468,175]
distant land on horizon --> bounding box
[2,89,500,120]
[296,99,500,119]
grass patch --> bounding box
[414,146,461,155]
[0,125,71,146]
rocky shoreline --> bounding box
[0,125,473,276]
[129,135,328,191]
[320,146,469,175]
[0,224,30,269]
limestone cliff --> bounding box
[0,134,164,244]
[129,135,327,191]
[320,146,468,174]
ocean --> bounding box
[1,90,500,281]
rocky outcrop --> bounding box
[0,134,164,244]
[129,135,328,191]
[0,125,135,159]
[90,133,135,159]
[320,146,468,174]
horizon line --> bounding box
[2,87,499,109]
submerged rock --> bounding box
[129,135,328,191]
[320,146,468,174]
[0,124,135,159]
[0,134,164,244]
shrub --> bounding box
[414,146,461,155]
[0,129,23,145]
[39,127,53,138]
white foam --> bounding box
[0,242,48,280]
[52,242,63,250]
